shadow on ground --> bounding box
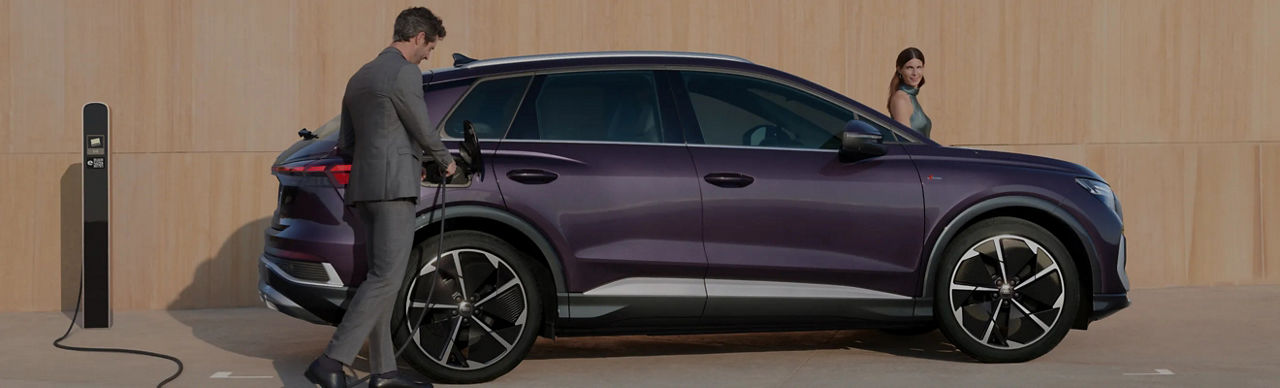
[526,329,971,363]
[156,216,970,387]
[164,217,335,387]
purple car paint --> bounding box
[259,51,1129,382]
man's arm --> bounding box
[337,105,354,158]
[390,64,454,169]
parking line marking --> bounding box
[210,371,274,379]
[1123,369,1174,376]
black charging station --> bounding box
[82,102,110,329]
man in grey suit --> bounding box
[305,7,455,388]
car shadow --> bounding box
[163,216,319,387]
[155,215,969,387]
[525,329,972,363]
[162,216,418,387]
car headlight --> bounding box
[1076,178,1122,220]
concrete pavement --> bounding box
[1,285,1276,387]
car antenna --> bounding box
[452,53,478,67]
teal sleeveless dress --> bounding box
[899,84,932,139]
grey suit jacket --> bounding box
[338,47,454,204]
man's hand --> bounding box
[444,161,458,177]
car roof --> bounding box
[426,51,758,83]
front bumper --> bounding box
[258,254,351,326]
[1091,293,1130,322]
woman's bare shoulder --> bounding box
[890,90,911,105]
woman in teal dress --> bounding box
[888,47,932,139]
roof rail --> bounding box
[451,51,752,68]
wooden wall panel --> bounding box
[973,144,1086,167]
[1085,145,1192,288]
[1259,144,1280,283]
[0,154,79,312]
[297,0,422,129]
[0,0,10,153]
[1254,0,1280,142]
[83,0,193,154]
[190,0,298,153]
[599,0,687,52]
[932,0,1094,146]
[111,152,276,310]
[6,0,68,154]
[1186,144,1262,286]
[2,0,1278,311]
[774,0,847,95]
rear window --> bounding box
[442,76,531,139]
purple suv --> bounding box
[260,51,1129,383]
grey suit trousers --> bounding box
[325,198,416,374]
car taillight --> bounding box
[327,164,351,185]
[272,162,352,186]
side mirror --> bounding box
[839,120,886,162]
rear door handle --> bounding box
[507,169,558,184]
[703,173,754,188]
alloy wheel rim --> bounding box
[948,234,1065,350]
[403,248,528,370]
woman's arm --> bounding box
[889,91,913,127]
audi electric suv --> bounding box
[259,51,1130,383]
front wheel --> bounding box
[934,217,1080,363]
[393,230,542,384]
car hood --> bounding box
[914,145,1103,181]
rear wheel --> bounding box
[934,217,1079,362]
[393,230,542,384]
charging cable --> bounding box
[54,271,184,387]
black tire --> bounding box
[393,230,542,384]
[933,217,1080,363]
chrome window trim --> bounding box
[458,51,751,69]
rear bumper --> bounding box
[1090,293,1130,321]
[258,254,351,326]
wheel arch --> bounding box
[414,204,566,336]
[920,196,1099,329]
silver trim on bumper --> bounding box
[259,254,346,288]
[1117,235,1129,291]
[258,281,328,325]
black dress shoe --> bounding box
[369,374,433,388]
[304,358,347,388]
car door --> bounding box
[671,70,925,323]
[493,70,707,327]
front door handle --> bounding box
[507,169,558,184]
[703,173,754,188]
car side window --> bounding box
[508,71,665,143]
[681,71,895,149]
[443,76,531,139]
